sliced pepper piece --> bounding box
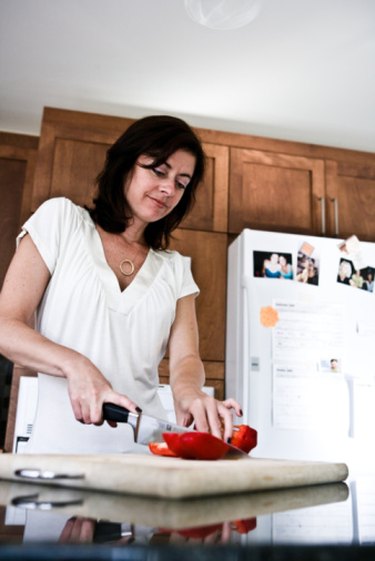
[231,424,258,454]
[163,431,230,460]
[148,441,177,457]
[232,517,257,534]
[160,432,184,457]
[176,523,223,539]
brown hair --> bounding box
[88,115,205,249]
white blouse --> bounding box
[19,197,199,453]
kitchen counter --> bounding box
[0,471,374,560]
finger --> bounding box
[220,521,232,543]
[176,411,194,428]
[222,398,243,417]
[70,517,84,542]
[80,519,96,542]
[89,401,105,425]
[188,399,210,433]
[217,404,234,442]
[204,398,225,438]
[59,517,76,543]
[104,391,140,415]
[81,402,94,424]
[70,399,84,423]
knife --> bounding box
[102,403,189,445]
[102,403,247,457]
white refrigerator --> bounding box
[226,228,375,473]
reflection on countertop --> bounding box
[0,475,374,559]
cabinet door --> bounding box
[31,108,133,210]
[229,148,325,235]
[326,159,375,241]
[181,143,229,232]
[169,229,228,363]
[0,133,38,287]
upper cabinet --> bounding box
[221,137,375,242]
[229,148,325,236]
[31,108,133,211]
[325,158,375,241]
[0,132,38,287]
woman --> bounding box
[365,271,374,292]
[263,253,281,278]
[279,255,293,280]
[337,260,352,285]
[0,115,241,453]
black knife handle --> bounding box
[102,403,131,423]
[93,521,123,543]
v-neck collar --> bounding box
[86,219,164,314]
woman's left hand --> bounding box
[174,391,242,442]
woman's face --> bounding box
[339,263,350,278]
[279,256,286,266]
[270,253,279,264]
[124,149,196,226]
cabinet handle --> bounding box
[330,198,340,237]
[318,197,326,235]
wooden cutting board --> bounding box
[0,480,349,530]
[0,453,348,499]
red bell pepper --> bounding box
[148,441,177,457]
[176,523,223,539]
[232,517,257,534]
[163,431,230,460]
[230,425,258,453]
[149,424,258,459]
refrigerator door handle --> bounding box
[318,196,326,235]
[330,197,340,237]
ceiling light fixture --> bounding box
[184,0,262,30]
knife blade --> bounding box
[102,403,189,445]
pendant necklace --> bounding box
[118,237,144,277]
[119,258,135,277]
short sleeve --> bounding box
[17,197,77,274]
[178,255,200,299]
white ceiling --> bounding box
[1,0,374,152]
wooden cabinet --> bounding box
[227,141,375,242]
[0,132,38,287]
[31,108,133,210]
[229,147,325,236]
[325,158,375,241]
[169,229,227,362]
[0,133,38,451]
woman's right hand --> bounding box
[64,355,139,425]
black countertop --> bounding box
[0,471,374,560]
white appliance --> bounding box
[226,229,375,472]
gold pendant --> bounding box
[119,259,135,276]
